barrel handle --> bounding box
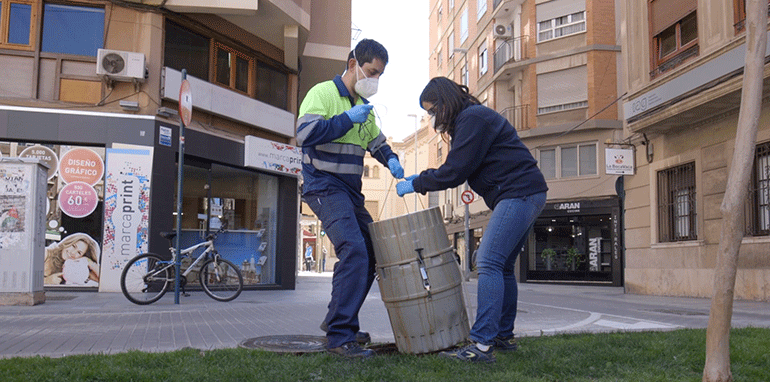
[415,248,431,298]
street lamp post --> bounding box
[407,114,419,210]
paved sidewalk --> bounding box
[0,272,768,359]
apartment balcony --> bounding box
[500,104,529,131]
[494,35,529,74]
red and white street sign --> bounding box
[461,190,475,205]
[179,79,192,126]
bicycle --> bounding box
[120,227,244,305]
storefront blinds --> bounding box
[650,0,697,35]
[536,0,585,22]
[537,65,587,108]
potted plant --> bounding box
[565,247,583,271]
[541,248,556,271]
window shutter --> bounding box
[650,0,697,35]
[536,0,586,22]
[537,66,587,108]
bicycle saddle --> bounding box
[160,231,177,241]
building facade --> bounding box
[426,0,625,285]
[0,0,352,292]
[619,0,770,300]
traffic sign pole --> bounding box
[174,70,192,304]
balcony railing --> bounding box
[649,44,699,78]
[494,35,529,73]
[500,104,529,131]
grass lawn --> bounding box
[1,328,768,382]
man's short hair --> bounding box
[348,39,388,66]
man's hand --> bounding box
[388,158,404,179]
[396,179,415,197]
[344,104,374,123]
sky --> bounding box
[351,0,430,142]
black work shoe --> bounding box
[327,342,375,358]
[492,335,518,352]
[438,343,496,363]
[320,321,372,345]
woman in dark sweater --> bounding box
[397,77,548,363]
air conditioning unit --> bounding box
[96,49,146,82]
[493,23,512,39]
[442,203,454,220]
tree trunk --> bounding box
[703,1,767,381]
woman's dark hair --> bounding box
[419,77,480,137]
[348,38,389,67]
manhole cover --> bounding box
[240,335,328,353]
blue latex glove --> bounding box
[388,158,404,179]
[404,174,418,181]
[344,104,374,123]
[396,179,415,197]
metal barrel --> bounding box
[368,207,470,354]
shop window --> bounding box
[41,3,104,57]
[649,0,698,78]
[164,20,210,81]
[538,143,597,179]
[746,141,770,236]
[531,215,613,274]
[657,162,697,242]
[1,1,36,50]
[734,0,770,33]
[175,163,279,285]
[537,11,585,42]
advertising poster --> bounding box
[99,147,153,292]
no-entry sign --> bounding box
[461,190,475,205]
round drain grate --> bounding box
[240,335,328,353]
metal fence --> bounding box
[499,104,529,131]
[494,35,529,73]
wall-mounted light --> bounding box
[642,133,654,163]
[156,106,178,118]
[119,100,139,112]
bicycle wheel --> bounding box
[121,253,172,305]
[199,256,243,302]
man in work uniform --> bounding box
[296,39,403,358]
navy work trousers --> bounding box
[305,190,376,348]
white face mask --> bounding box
[354,63,379,99]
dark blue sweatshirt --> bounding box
[412,104,548,209]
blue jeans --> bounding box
[470,192,547,345]
[304,190,376,348]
